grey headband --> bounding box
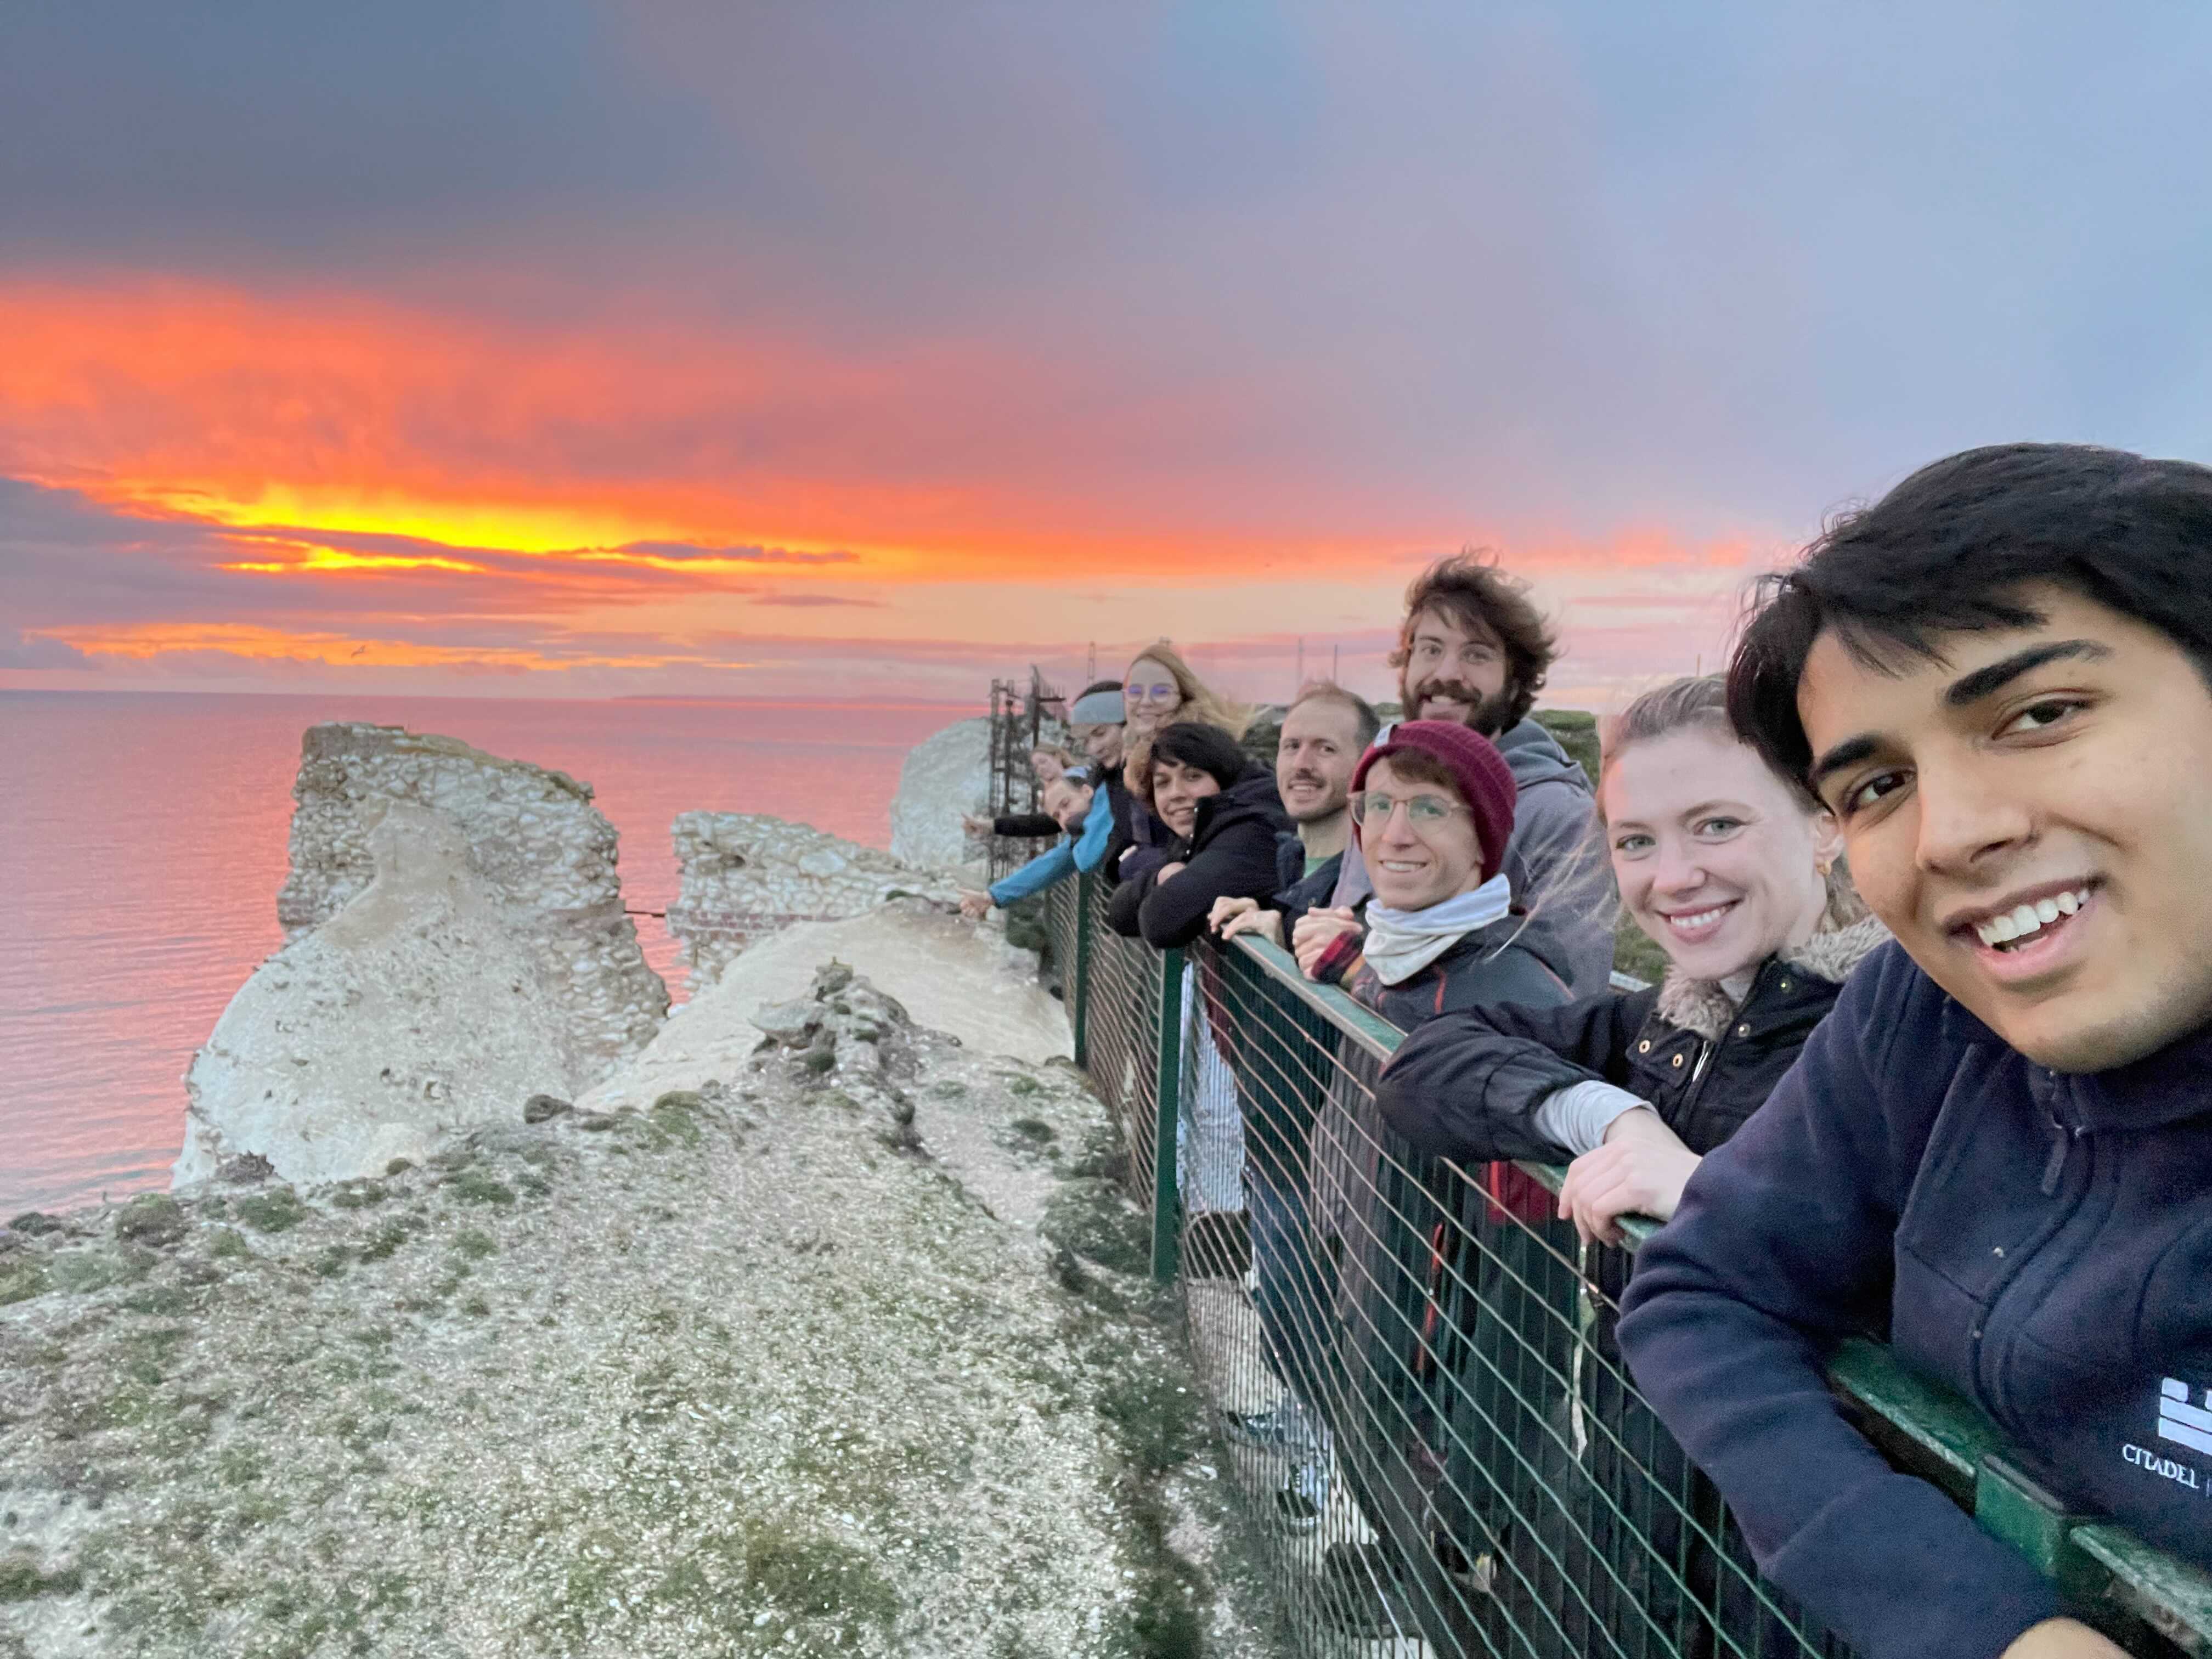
[1069,688,1126,725]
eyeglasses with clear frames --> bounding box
[1349,790,1469,830]
[1125,681,1178,705]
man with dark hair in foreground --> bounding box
[1620,443,2212,1659]
[1319,552,1615,992]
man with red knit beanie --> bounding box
[1277,720,1574,1633]
[1301,721,1571,1020]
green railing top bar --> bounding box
[1053,872,2210,1656]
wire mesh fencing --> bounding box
[1040,871,2211,1659]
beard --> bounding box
[1400,672,1517,736]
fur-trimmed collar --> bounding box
[1654,910,1891,1042]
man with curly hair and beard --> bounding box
[1314,552,1616,994]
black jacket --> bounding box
[1266,838,1343,936]
[1375,912,1888,1164]
[992,810,1059,839]
[1106,765,1290,947]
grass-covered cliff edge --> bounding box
[0,964,1277,1659]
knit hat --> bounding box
[1069,686,1126,726]
[1350,719,1517,885]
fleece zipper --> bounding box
[1967,1074,2092,1429]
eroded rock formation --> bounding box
[177,803,582,1187]
[276,721,667,1071]
[664,811,956,988]
[885,715,992,879]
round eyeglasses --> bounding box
[1348,790,1468,829]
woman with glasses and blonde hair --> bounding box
[1110,644,1252,887]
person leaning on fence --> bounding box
[1320,553,1617,994]
[961,743,1077,843]
[1190,681,1379,1533]
[1370,674,1886,1657]
[1105,720,1289,947]
[1106,719,1290,1278]
[1620,443,2212,1659]
[957,683,1130,921]
[1295,721,1578,1631]
[1109,644,1252,888]
[956,774,1107,921]
[1209,680,1379,948]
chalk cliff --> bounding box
[176,803,584,1189]
[885,715,993,881]
[276,721,667,1074]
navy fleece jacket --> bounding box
[1618,939,2212,1659]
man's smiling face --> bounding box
[1799,585,2212,1071]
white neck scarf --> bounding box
[1361,873,1513,985]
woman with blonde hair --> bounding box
[1368,674,1886,1656]
[1111,644,1251,887]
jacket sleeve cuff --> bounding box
[1765,1472,2063,1659]
[1310,933,1363,985]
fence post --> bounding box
[1150,947,1184,1283]
[1070,874,1093,1070]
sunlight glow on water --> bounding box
[0,691,969,1216]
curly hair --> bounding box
[1389,550,1558,730]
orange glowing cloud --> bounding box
[0,279,1775,585]
[32,621,758,674]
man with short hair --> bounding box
[1621,443,2212,1659]
[1209,681,1378,945]
[1319,554,1615,992]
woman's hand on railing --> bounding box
[1291,907,1361,979]
[1999,1620,2131,1659]
[1557,1107,1700,1245]
[1211,898,1284,946]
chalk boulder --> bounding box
[276,721,667,1076]
[176,803,581,1187]
[664,812,957,988]
[886,715,994,878]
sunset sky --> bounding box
[4,5,2208,709]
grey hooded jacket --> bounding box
[1330,715,1616,995]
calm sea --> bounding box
[0,690,971,1217]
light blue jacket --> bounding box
[989,786,1113,906]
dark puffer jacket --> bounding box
[1375,909,1891,1162]
[1105,765,1291,947]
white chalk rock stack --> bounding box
[886,715,994,879]
[176,803,580,1188]
[276,721,667,1074]
[664,811,957,988]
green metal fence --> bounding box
[1042,871,2212,1659]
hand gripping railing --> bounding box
[1041,871,2212,1659]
